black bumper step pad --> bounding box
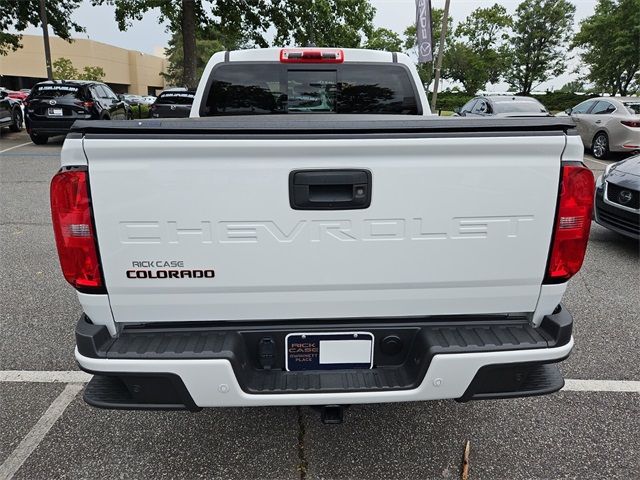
[77,306,572,398]
[83,374,200,411]
[458,363,565,401]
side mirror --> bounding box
[117,94,124,101]
[565,108,572,115]
[0,90,7,99]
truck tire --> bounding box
[30,132,48,145]
[9,108,23,132]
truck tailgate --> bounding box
[81,117,566,324]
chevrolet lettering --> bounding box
[118,216,535,244]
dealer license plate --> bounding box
[285,332,374,371]
[48,108,63,116]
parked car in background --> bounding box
[8,89,29,102]
[24,80,132,145]
[122,94,145,105]
[149,90,195,118]
[139,95,156,105]
[0,89,23,132]
[594,154,639,239]
[454,95,549,117]
[564,97,640,159]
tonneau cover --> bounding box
[71,114,576,136]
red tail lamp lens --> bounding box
[546,165,594,282]
[50,169,104,292]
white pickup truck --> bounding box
[52,48,594,422]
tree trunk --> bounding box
[39,0,53,80]
[430,0,451,112]
[181,0,197,89]
[523,67,532,95]
[620,72,632,96]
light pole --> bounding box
[39,0,54,80]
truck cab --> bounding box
[190,48,430,117]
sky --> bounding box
[16,0,598,91]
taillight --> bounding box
[50,169,105,292]
[545,165,594,283]
[280,48,344,63]
[82,101,94,109]
[621,120,640,128]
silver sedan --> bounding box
[565,97,640,159]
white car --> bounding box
[122,94,144,105]
[565,97,640,159]
[53,48,591,423]
[139,95,156,105]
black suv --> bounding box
[0,89,23,133]
[149,90,195,118]
[24,80,132,144]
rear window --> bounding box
[203,63,419,116]
[493,101,546,114]
[31,84,82,99]
[624,102,640,114]
[157,92,195,105]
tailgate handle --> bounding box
[289,170,372,210]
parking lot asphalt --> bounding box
[1,130,639,480]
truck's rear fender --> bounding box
[530,134,589,326]
[57,136,116,334]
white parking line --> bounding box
[0,141,32,155]
[0,370,91,383]
[563,379,640,393]
[0,383,83,480]
[0,373,635,479]
[1,370,639,393]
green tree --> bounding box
[52,57,79,80]
[505,0,576,94]
[80,65,106,81]
[162,26,248,86]
[444,4,511,94]
[94,0,271,89]
[403,8,452,87]
[364,28,402,52]
[52,57,106,81]
[573,0,640,96]
[94,0,200,89]
[270,0,375,48]
[0,0,84,55]
[559,80,585,93]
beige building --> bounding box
[0,34,168,95]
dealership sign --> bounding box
[415,0,433,63]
